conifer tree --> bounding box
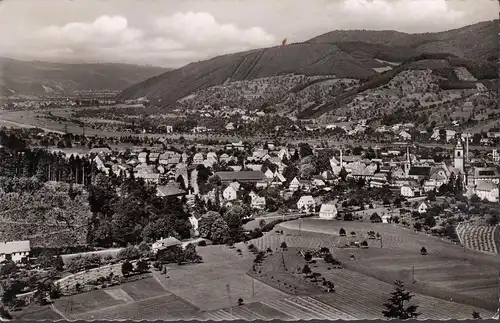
[382,280,420,319]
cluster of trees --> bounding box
[197,204,249,244]
[86,174,193,248]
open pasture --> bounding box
[274,218,500,312]
[158,245,287,311]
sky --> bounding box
[0,0,497,68]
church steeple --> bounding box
[454,139,464,173]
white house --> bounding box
[475,182,499,203]
[264,169,274,179]
[138,152,148,164]
[223,185,238,201]
[418,201,430,214]
[297,195,316,213]
[0,240,30,263]
[401,184,422,197]
[251,196,266,210]
[319,203,337,219]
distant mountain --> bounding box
[0,58,169,96]
[116,20,498,106]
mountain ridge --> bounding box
[116,20,498,106]
[0,58,170,97]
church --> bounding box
[453,138,500,202]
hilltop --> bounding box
[116,20,498,109]
[0,58,169,97]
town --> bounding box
[0,121,499,320]
[0,0,499,320]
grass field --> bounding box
[269,218,500,313]
[156,245,288,311]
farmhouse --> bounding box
[297,195,316,213]
[0,240,30,263]
[319,203,338,219]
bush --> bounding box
[198,240,207,247]
[117,246,141,261]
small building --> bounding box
[319,203,337,219]
[156,185,187,198]
[475,182,499,203]
[251,196,266,210]
[223,185,238,201]
[0,240,30,263]
[418,201,430,214]
[189,214,202,236]
[152,237,182,255]
[297,195,316,213]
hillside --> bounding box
[116,20,498,107]
[0,58,169,96]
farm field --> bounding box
[46,277,201,321]
[200,248,494,320]
[456,223,498,254]
[156,244,288,311]
[270,218,500,312]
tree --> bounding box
[339,167,348,181]
[198,211,222,239]
[210,217,231,244]
[259,219,267,229]
[304,252,312,263]
[121,260,133,276]
[117,246,141,260]
[49,283,62,299]
[339,228,346,236]
[471,311,482,319]
[280,242,288,250]
[487,214,498,226]
[382,280,420,319]
[420,247,427,255]
[302,264,311,275]
[135,260,149,273]
[427,190,436,202]
[238,298,244,306]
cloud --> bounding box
[154,12,276,50]
[331,0,466,32]
[21,12,275,67]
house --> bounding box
[370,173,388,188]
[94,155,109,173]
[223,185,238,201]
[297,195,315,213]
[148,153,160,164]
[138,152,148,164]
[0,240,30,263]
[112,163,133,178]
[319,203,337,219]
[251,196,266,210]
[418,201,430,214]
[312,177,326,188]
[193,153,204,164]
[225,123,235,130]
[215,171,265,183]
[264,168,274,179]
[156,185,187,198]
[289,177,311,192]
[90,147,112,155]
[400,184,422,197]
[152,237,182,255]
[475,181,499,203]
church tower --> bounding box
[403,146,412,175]
[454,140,464,173]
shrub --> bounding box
[198,240,207,247]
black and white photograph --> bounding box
[0,0,499,321]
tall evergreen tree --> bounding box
[382,280,420,319]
